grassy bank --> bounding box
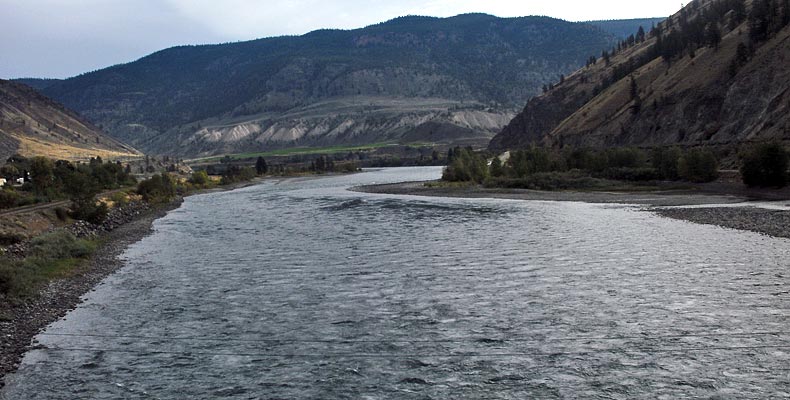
[0,231,98,302]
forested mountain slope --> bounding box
[40,14,619,156]
[491,0,790,152]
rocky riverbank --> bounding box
[0,199,182,387]
[654,206,790,239]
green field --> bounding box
[188,142,434,164]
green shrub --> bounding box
[220,166,257,185]
[54,206,70,221]
[0,231,25,245]
[108,191,129,207]
[679,148,718,183]
[598,167,659,181]
[29,231,96,259]
[0,189,23,209]
[340,162,359,173]
[605,147,645,169]
[137,173,176,202]
[485,171,602,190]
[740,142,789,187]
[188,170,210,186]
[651,147,682,180]
[0,189,35,209]
[442,148,488,183]
[1,231,97,299]
[70,200,108,224]
[507,147,567,177]
[0,259,32,298]
[489,157,504,177]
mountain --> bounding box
[587,18,667,39]
[0,79,141,161]
[12,78,63,91]
[40,14,619,157]
[491,0,790,152]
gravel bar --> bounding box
[654,207,790,239]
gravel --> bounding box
[653,206,790,239]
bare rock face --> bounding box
[144,97,515,157]
[491,1,790,152]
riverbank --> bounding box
[353,180,753,206]
[654,207,790,239]
[0,171,348,386]
[0,199,182,387]
[354,180,790,238]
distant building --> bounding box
[0,178,6,186]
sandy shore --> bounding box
[0,200,181,387]
[354,181,790,239]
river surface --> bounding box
[3,167,790,399]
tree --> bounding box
[749,0,772,43]
[442,148,488,183]
[705,23,722,49]
[188,170,210,186]
[255,156,268,175]
[740,142,789,187]
[489,157,504,178]
[678,148,718,183]
[651,147,682,180]
[137,173,176,202]
[29,157,54,196]
[62,168,106,223]
[636,26,646,42]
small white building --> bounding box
[0,178,6,186]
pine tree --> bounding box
[255,156,268,175]
[705,23,722,49]
[749,0,772,43]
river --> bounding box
[3,167,790,398]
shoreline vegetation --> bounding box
[356,143,790,237]
[0,152,359,387]
[357,143,790,238]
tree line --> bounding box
[443,143,789,189]
[0,155,136,222]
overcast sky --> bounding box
[0,0,682,79]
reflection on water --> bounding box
[3,167,790,399]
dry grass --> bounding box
[14,135,141,162]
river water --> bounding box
[3,167,790,399]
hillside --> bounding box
[12,78,63,91]
[491,0,790,153]
[39,14,619,157]
[0,80,141,161]
[587,18,667,38]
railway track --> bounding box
[0,188,131,217]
